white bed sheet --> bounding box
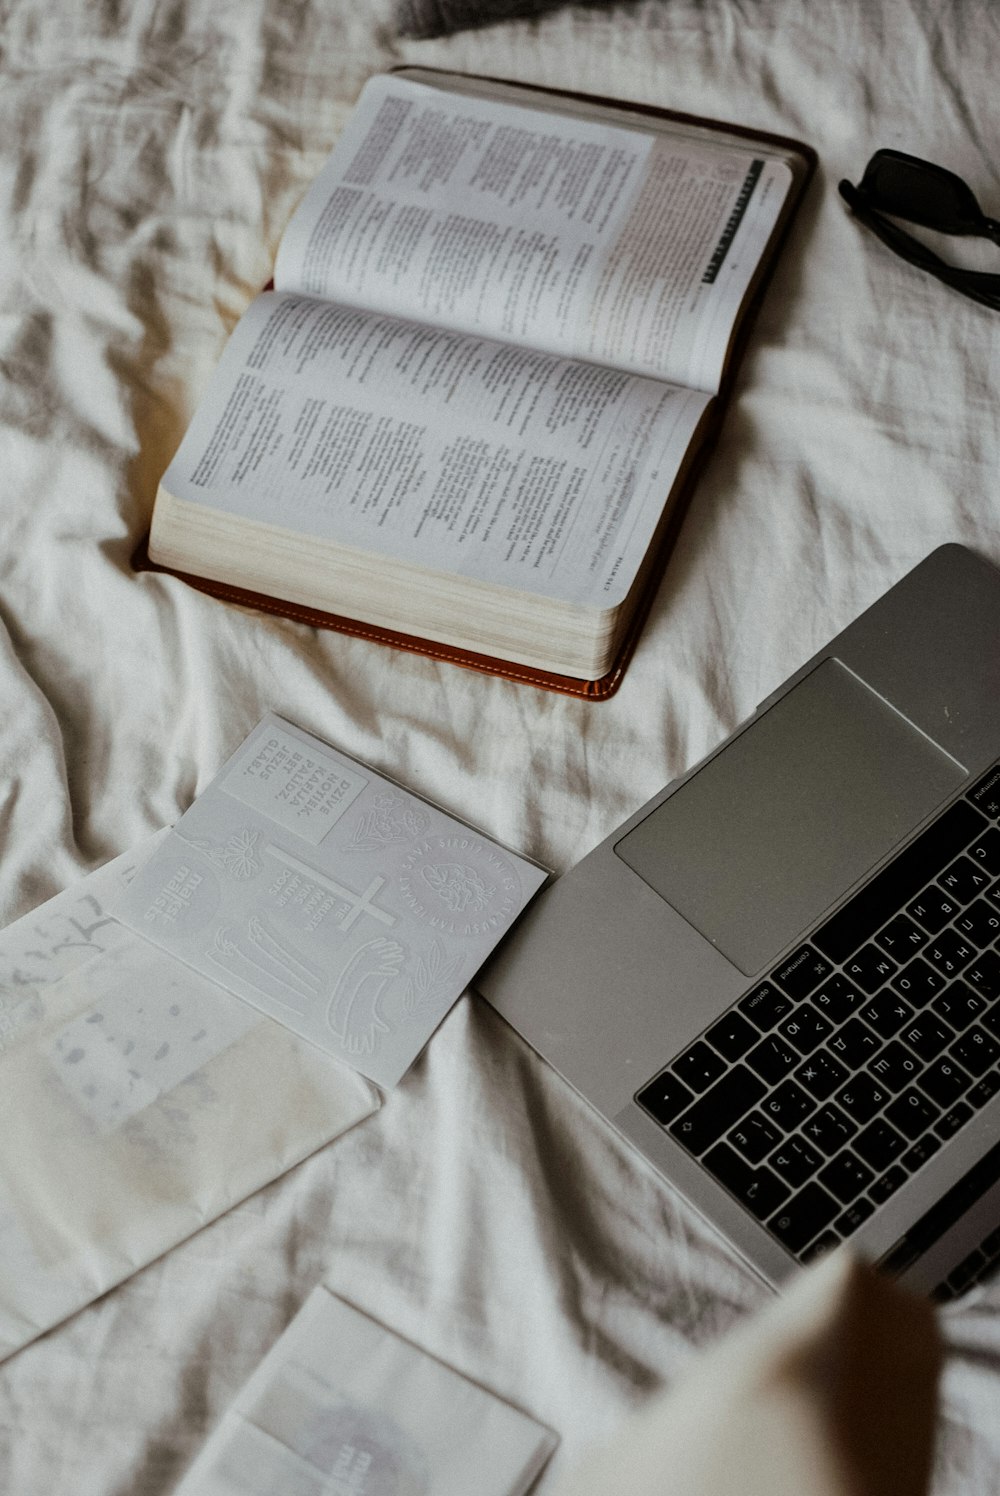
[1,0,999,1490]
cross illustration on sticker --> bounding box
[267,846,397,931]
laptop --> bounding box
[477,543,1000,1298]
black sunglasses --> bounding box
[839,150,1000,311]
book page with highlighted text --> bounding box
[274,73,794,392]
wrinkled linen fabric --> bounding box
[0,0,999,1491]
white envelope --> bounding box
[175,1285,557,1496]
[0,835,378,1361]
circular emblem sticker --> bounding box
[299,1401,428,1496]
[396,835,522,937]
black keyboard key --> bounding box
[885,1087,939,1141]
[940,856,992,902]
[844,943,898,995]
[950,1025,1000,1077]
[854,1118,907,1170]
[869,1164,907,1204]
[981,1224,1000,1256]
[728,1110,782,1164]
[794,1049,849,1102]
[769,1134,823,1188]
[902,1134,941,1173]
[800,1230,840,1264]
[969,1072,1000,1109]
[988,880,1000,914]
[828,1017,882,1068]
[768,1182,839,1254]
[935,1101,973,1140]
[672,1041,727,1093]
[738,981,793,1030]
[835,1072,889,1124]
[907,885,960,935]
[918,1055,972,1108]
[836,1197,875,1236]
[801,1102,857,1156]
[670,1066,766,1155]
[810,974,864,1024]
[703,1143,791,1220]
[932,981,989,1031]
[968,764,1000,820]
[956,1249,991,1290]
[882,1132,1000,1278]
[813,800,985,963]
[868,1040,922,1092]
[859,990,913,1039]
[924,930,976,979]
[963,950,1000,1001]
[963,863,998,903]
[761,1079,815,1131]
[955,899,1000,947]
[706,1011,759,1062]
[819,1148,875,1204]
[979,1001,1000,1040]
[772,945,832,1000]
[969,828,1000,876]
[901,1013,955,1063]
[891,957,946,1006]
[777,1003,832,1056]
[875,913,928,958]
[948,1249,988,1293]
[746,1034,799,1085]
[636,1070,695,1126]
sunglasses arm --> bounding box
[839,180,1000,309]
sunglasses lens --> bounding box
[861,151,984,233]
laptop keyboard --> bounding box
[636,761,1000,1271]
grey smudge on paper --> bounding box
[46,959,254,1131]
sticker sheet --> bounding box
[115,716,548,1087]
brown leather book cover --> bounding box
[132,513,684,700]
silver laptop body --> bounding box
[477,544,1000,1295]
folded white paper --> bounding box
[175,1285,557,1496]
[0,837,378,1361]
[115,715,549,1087]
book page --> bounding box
[160,292,711,609]
[274,73,793,392]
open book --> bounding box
[145,69,813,696]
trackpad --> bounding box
[615,659,965,976]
